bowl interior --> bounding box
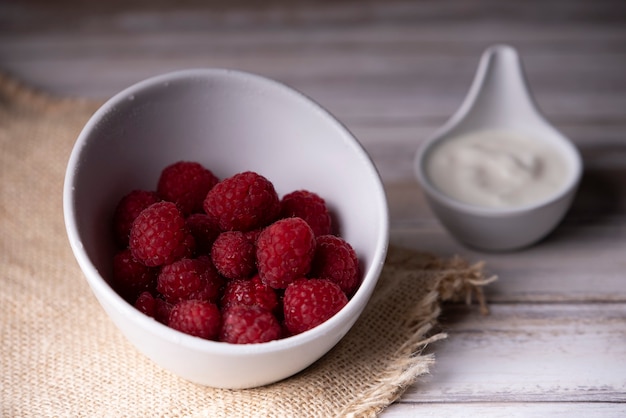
[65,69,388,355]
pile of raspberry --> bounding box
[110,161,361,344]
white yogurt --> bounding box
[426,130,571,208]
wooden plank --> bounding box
[2,28,626,102]
[2,3,626,109]
[391,225,626,303]
[383,402,626,417]
[396,303,626,403]
[2,0,625,34]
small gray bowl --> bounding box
[414,45,582,251]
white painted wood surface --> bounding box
[2,1,625,416]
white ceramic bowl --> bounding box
[63,69,389,388]
[414,45,582,251]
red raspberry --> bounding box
[256,217,316,289]
[280,190,332,237]
[310,235,360,296]
[186,213,221,255]
[168,300,221,340]
[129,201,195,267]
[157,161,219,215]
[112,248,158,301]
[203,171,280,232]
[157,256,223,304]
[134,291,156,317]
[133,292,174,326]
[211,231,256,280]
[283,278,348,335]
[155,297,173,325]
[243,227,264,245]
[220,305,281,344]
[112,190,160,248]
[221,275,278,312]
[187,267,224,304]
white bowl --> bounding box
[63,69,389,388]
[414,45,582,251]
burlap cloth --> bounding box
[0,73,495,417]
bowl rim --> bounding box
[63,68,390,356]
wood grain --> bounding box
[384,402,626,417]
[1,1,625,416]
[406,303,626,402]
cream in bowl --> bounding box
[415,45,582,251]
[425,129,572,209]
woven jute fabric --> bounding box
[0,73,494,417]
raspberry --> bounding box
[203,171,280,232]
[129,201,195,267]
[133,292,174,326]
[169,300,221,340]
[220,305,281,344]
[310,235,360,296]
[157,161,219,215]
[256,217,316,289]
[155,297,173,325]
[187,266,224,304]
[211,231,256,280]
[280,190,332,236]
[186,213,221,255]
[112,190,160,248]
[156,256,223,304]
[134,291,156,317]
[243,228,264,245]
[221,276,278,312]
[283,278,348,335]
[112,248,158,301]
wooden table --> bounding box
[2,1,625,415]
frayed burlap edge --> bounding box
[338,248,497,418]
